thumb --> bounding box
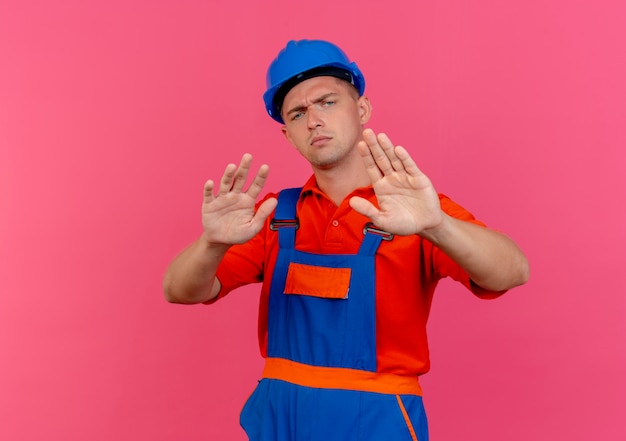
[253,197,278,226]
[349,196,379,221]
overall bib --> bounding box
[240,188,428,441]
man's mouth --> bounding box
[310,136,331,147]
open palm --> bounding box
[202,154,277,245]
[349,129,443,236]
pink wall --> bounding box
[1,1,625,440]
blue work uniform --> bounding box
[240,188,429,441]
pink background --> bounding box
[1,1,625,440]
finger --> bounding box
[231,153,253,193]
[349,195,380,221]
[362,128,394,175]
[203,179,215,204]
[357,140,383,182]
[253,197,278,226]
[243,197,278,238]
[395,145,424,178]
[217,163,237,196]
[246,164,271,200]
[377,133,404,172]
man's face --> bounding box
[280,76,371,170]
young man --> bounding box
[163,39,529,441]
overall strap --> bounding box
[270,187,302,250]
[359,223,394,256]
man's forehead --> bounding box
[282,76,353,104]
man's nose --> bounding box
[307,107,324,129]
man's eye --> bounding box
[323,100,335,107]
[292,112,304,120]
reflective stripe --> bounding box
[396,395,419,441]
[262,357,422,396]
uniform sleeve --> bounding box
[433,194,507,299]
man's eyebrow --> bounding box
[286,92,339,116]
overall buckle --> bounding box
[363,222,394,241]
[270,218,300,231]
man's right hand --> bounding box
[163,154,276,304]
[201,153,277,247]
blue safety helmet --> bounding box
[263,39,366,124]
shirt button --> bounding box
[332,220,339,227]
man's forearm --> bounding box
[420,214,529,292]
[163,235,229,304]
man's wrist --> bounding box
[200,233,231,256]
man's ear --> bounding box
[357,96,372,124]
[281,126,294,146]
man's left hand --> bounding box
[349,128,443,236]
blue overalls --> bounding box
[240,188,428,441]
